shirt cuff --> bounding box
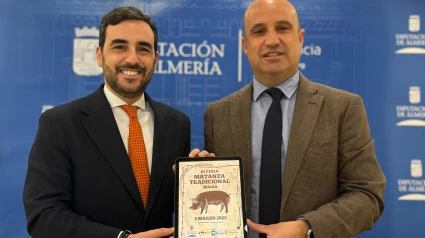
[297,216,312,228]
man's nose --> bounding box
[264,32,280,47]
[125,48,139,64]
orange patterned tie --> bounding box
[120,105,150,209]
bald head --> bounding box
[243,0,300,36]
[240,0,305,87]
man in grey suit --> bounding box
[189,0,386,237]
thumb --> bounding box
[159,227,174,236]
[247,219,268,234]
[146,227,174,237]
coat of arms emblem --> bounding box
[73,27,102,76]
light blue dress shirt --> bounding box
[249,71,299,237]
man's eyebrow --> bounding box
[137,41,153,49]
[249,20,294,34]
[276,20,294,28]
[109,39,153,50]
[110,39,128,45]
[250,23,266,34]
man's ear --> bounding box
[298,29,305,45]
[153,51,159,69]
[242,36,248,56]
[96,46,103,67]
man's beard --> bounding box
[103,60,155,99]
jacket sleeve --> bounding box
[23,110,121,238]
[302,95,386,238]
[203,104,214,153]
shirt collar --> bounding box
[253,71,300,101]
[103,84,146,110]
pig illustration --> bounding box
[189,191,230,214]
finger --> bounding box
[198,150,211,157]
[161,227,174,236]
[147,227,174,237]
[209,153,216,157]
[247,219,268,234]
[189,148,201,157]
[172,164,176,173]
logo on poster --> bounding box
[73,27,103,76]
[398,159,425,201]
[396,86,425,126]
[395,15,425,54]
[211,229,226,236]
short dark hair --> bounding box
[99,6,158,52]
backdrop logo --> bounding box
[396,86,425,126]
[73,27,103,76]
[398,159,425,201]
[395,15,425,54]
[411,160,423,178]
[299,43,322,71]
[410,15,420,32]
[156,41,224,76]
[409,86,421,104]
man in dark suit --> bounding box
[23,6,190,238]
[190,0,386,237]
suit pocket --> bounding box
[307,131,337,155]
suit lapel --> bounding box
[144,94,173,217]
[281,75,323,211]
[80,86,144,211]
[230,83,253,216]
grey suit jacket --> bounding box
[203,74,386,238]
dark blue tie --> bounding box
[259,88,284,236]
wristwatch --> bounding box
[297,217,314,238]
[306,228,313,238]
[119,230,132,238]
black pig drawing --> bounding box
[189,191,230,214]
